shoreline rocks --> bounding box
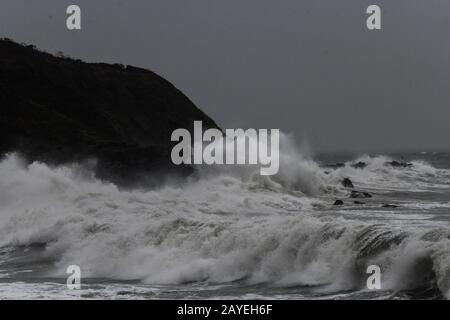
[351,161,367,169]
[350,190,372,199]
[382,204,399,208]
[341,178,354,188]
[385,160,413,168]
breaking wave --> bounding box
[0,135,449,299]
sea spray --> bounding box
[0,138,449,298]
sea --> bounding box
[0,136,449,300]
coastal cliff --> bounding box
[0,39,219,185]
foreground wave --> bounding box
[0,143,449,299]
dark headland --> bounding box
[0,39,219,186]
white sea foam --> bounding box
[0,139,449,298]
[325,154,450,192]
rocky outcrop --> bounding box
[322,162,345,169]
[351,161,367,169]
[382,204,399,208]
[350,191,372,199]
[385,160,413,168]
[341,178,354,188]
[0,39,219,186]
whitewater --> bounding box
[0,135,449,299]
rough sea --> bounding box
[0,136,449,299]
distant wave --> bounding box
[323,154,450,192]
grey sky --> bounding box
[1,0,450,153]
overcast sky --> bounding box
[1,0,450,153]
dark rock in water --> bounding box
[333,200,344,206]
[351,161,367,169]
[353,201,365,205]
[322,162,345,169]
[341,178,354,188]
[0,39,219,186]
[385,160,413,168]
[350,190,372,198]
[382,204,399,208]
